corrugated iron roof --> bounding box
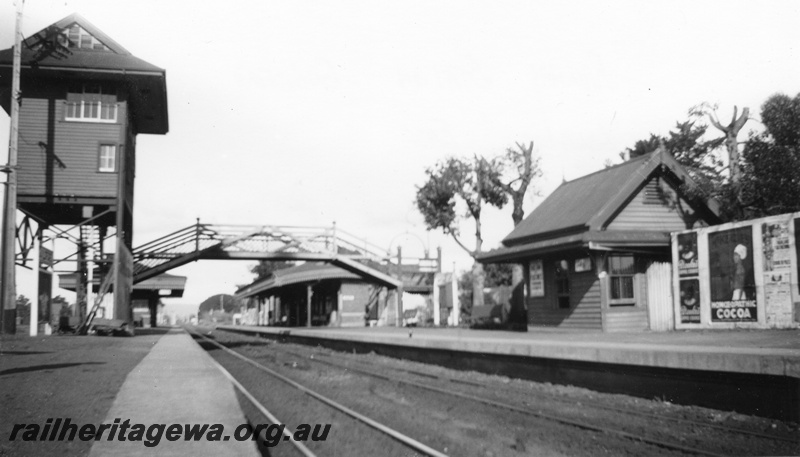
[236,263,367,298]
[501,149,719,247]
[503,153,656,245]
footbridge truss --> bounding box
[131,221,440,290]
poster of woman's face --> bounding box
[708,226,755,302]
[677,232,698,277]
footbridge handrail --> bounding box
[130,221,438,289]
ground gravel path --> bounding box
[0,328,168,457]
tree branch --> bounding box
[449,231,476,258]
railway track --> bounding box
[202,327,799,457]
[187,328,449,456]
[291,347,798,446]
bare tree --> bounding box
[691,103,750,184]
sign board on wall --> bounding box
[528,259,544,297]
[672,211,800,329]
[574,257,592,273]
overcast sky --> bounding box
[2,0,799,315]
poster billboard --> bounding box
[762,221,793,326]
[708,226,757,322]
[679,278,700,324]
[677,232,699,277]
[673,212,800,329]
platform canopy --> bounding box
[59,271,186,299]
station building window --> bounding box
[609,254,636,306]
[98,144,117,172]
[65,83,118,122]
[64,24,111,51]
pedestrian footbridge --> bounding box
[81,221,439,332]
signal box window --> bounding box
[555,260,570,309]
[65,83,117,122]
[609,254,636,306]
[98,145,117,172]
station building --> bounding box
[480,149,722,331]
[235,263,390,327]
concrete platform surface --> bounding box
[88,329,258,457]
[219,325,800,379]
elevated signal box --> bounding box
[0,14,168,326]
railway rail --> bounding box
[187,328,449,456]
[289,347,798,446]
[199,327,799,457]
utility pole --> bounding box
[1,0,24,334]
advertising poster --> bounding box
[762,222,791,272]
[762,221,793,326]
[677,232,699,277]
[709,226,757,322]
[679,279,700,324]
[528,259,544,297]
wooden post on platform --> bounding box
[396,247,403,327]
[306,285,312,327]
[0,0,24,334]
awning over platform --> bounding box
[236,262,383,299]
[59,272,186,299]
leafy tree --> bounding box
[486,141,541,329]
[198,294,240,314]
[488,142,541,227]
[250,260,295,280]
[624,120,723,190]
[621,107,752,220]
[15,295,30,324]
[623,97,800,221]
[457,263,513,315]
[415,156,507,307]
[738,93,800,218]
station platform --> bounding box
[88,329,258,457]
[218,324,800,421]
[218,325,800,379]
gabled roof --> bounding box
[235,263,369,299]
[501,149,720,247]
[0,13,168,134]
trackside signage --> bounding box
[671,211,800,329]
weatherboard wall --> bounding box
[605,177,702,232]
[526,254,603,330]
[16,85,128,200]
